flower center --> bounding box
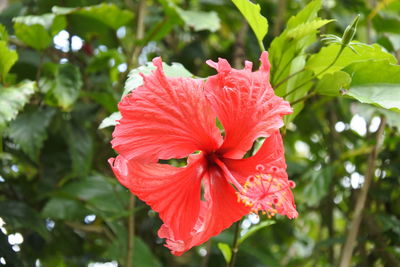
[236,164,298,219]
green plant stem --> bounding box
[126,195,136,267]
[258,39,266,52]
[290,91,316,106]
[282,46,345,99]
[228,220,241,267]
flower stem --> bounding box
[228,220,242,267]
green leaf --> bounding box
[42,198,88,220]
[56,175,128,214]
[123,61,194,96]
[316,71,351,96]
[217,242,232,263]
[176,8,220,32]
[99,111,121,129]
[52,4,134,30]
[238,220,275,245]
[0,24,9,41]
[286,19,334,39]
[6,108,56,161]
[134,237,162,267]
[0,40,18,81]
[13,14,66,50]
[0,201,49,239]
[65,122,93,177]
[0,81,36,129]
[302,166,333,206]
[51,64,83,110]
[306,43,397,76]
[231,0,268,44]
[343,60,400,112]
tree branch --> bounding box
[339,116,386,267]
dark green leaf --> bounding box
[51,64,83,110]
[42,198,88,220]
[238,220,275,245]
[0,201,49,239]
[65,123,93,177]
[6,108,56,161]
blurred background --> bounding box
[0,0,399,266]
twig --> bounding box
[338,116,386,267]
[228,220,241,267]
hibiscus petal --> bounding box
[108,153,206,240]
[223,131,288,184]
[111,57,222,162]
[158,166,249,255]
[205,52,292,159]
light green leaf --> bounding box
[238,220,275,245]
[231,0,268,43]
[217,242,232,263]
[270,0,323,92]
[302,167,333,206]
[0,24,9,41]
[0,41,18,81]
[176,8,220,32]
[316,71,351,96]
[123,61,194,96]
[306,43,396,76]
[287,19,334,39]
[51,64,83,110]
[344,60,400,112]
[0,81,36,128]
[6,108,56,160]
[13,14,66,50]
[53,4,133,30]
[99,112,121,129]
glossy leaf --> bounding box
[99,111,121,129]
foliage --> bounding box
[0,0,399,266]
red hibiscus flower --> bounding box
[108,52,298,256]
